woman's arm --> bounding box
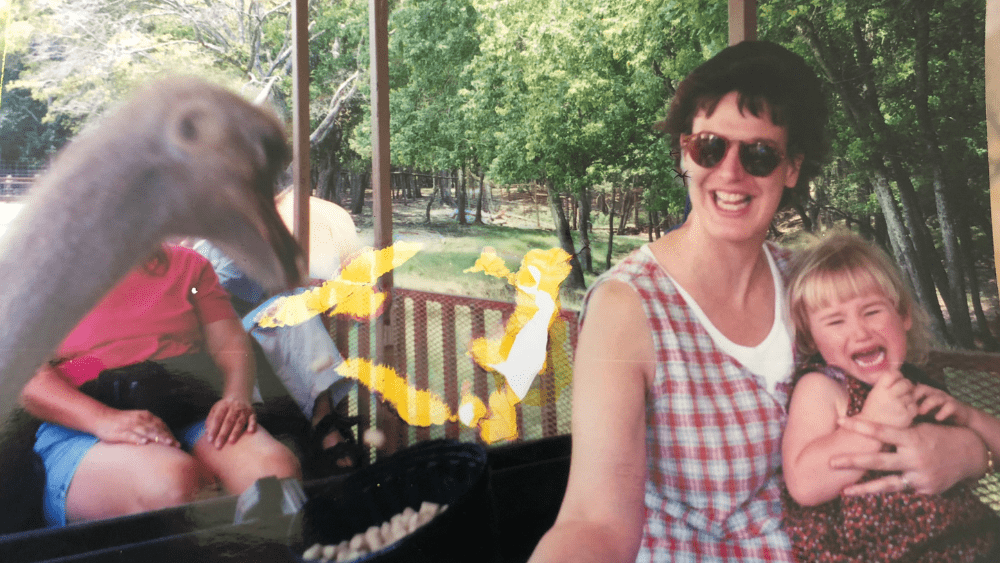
[21,364,178,447]
[528,281,651,563]
[965,407,1000,465]
[201,317,259,449]
[782,372,886,506]
[832,418,990,495]
[914,384,1000,464]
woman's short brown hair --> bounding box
[658,41,828,209]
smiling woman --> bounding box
[529,41,999,563]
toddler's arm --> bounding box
[783,371,915,506]
[860,371,917,428]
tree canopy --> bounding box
[1,0,993,348]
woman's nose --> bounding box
[717,143,746,180]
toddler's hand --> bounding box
[913,384,972,426]
[860,371,917,428]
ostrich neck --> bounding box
[0,165,169,421]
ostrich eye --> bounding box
[180,116,199,142]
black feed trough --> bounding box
[0,435,571,563]
[292,439,494,563]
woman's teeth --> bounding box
[714,191,751,211]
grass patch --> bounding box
[390,221,647,309]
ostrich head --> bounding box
[0,76,306,418]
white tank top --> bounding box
[648,244,794,394]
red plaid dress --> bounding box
[583,243,795,562]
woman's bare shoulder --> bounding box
[577,279,654,383]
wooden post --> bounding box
[292,0,310,270]
[370,0,402,456]
[989,1,1000,295]
[728,0,757,45]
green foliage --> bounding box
[3,0,991,312]
[385,0,481,170]
[0,67,72,167]
[10,0,234,131]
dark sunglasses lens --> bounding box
[740,143,781,177]
[691,135,728,168]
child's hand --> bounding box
[913,384,973,426]
[860,371,917,428]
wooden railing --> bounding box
[331,288,578,450]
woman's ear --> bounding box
[784,153,805,190]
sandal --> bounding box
[308,410,363,478]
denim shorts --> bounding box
[34,420,206,527]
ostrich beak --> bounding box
[257,192,306,290]
[206,166,307,293]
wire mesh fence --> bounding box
[926,349,1000,515]
[330,288,577,457]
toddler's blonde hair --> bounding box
[786,230,932,366]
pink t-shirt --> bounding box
[54,246,238,386]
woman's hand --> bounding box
[93,409,179,448]
[201,318,259,449]
[831,417,986,495]
[204,396,258,449]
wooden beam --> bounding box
[370,0,401,456]
[728,0,757,45]
[989,1,1000,296]
[292,0,310,271]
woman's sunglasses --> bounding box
[680,132,786,178]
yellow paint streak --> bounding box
[336,358,454,427]
[255,242,575,446]
[256,241,421,327]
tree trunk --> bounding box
[484,175,495,214]
[796,16,949,343]
[850,17,958,345]
[913,4,973,347]
[331,170,344,205]
[618,191,631,235]
[870,173,948,343]
[547,183,585,289]
[457,165,468,225]
[315,158,334,201]
[425,176,438,223]
[441,170,454,206]
[958,205,999,350]
[350,171,367,216]
[474,168,485,224]
[633,194,641,233]
[578,187,593,274]
[605,185,616,270]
